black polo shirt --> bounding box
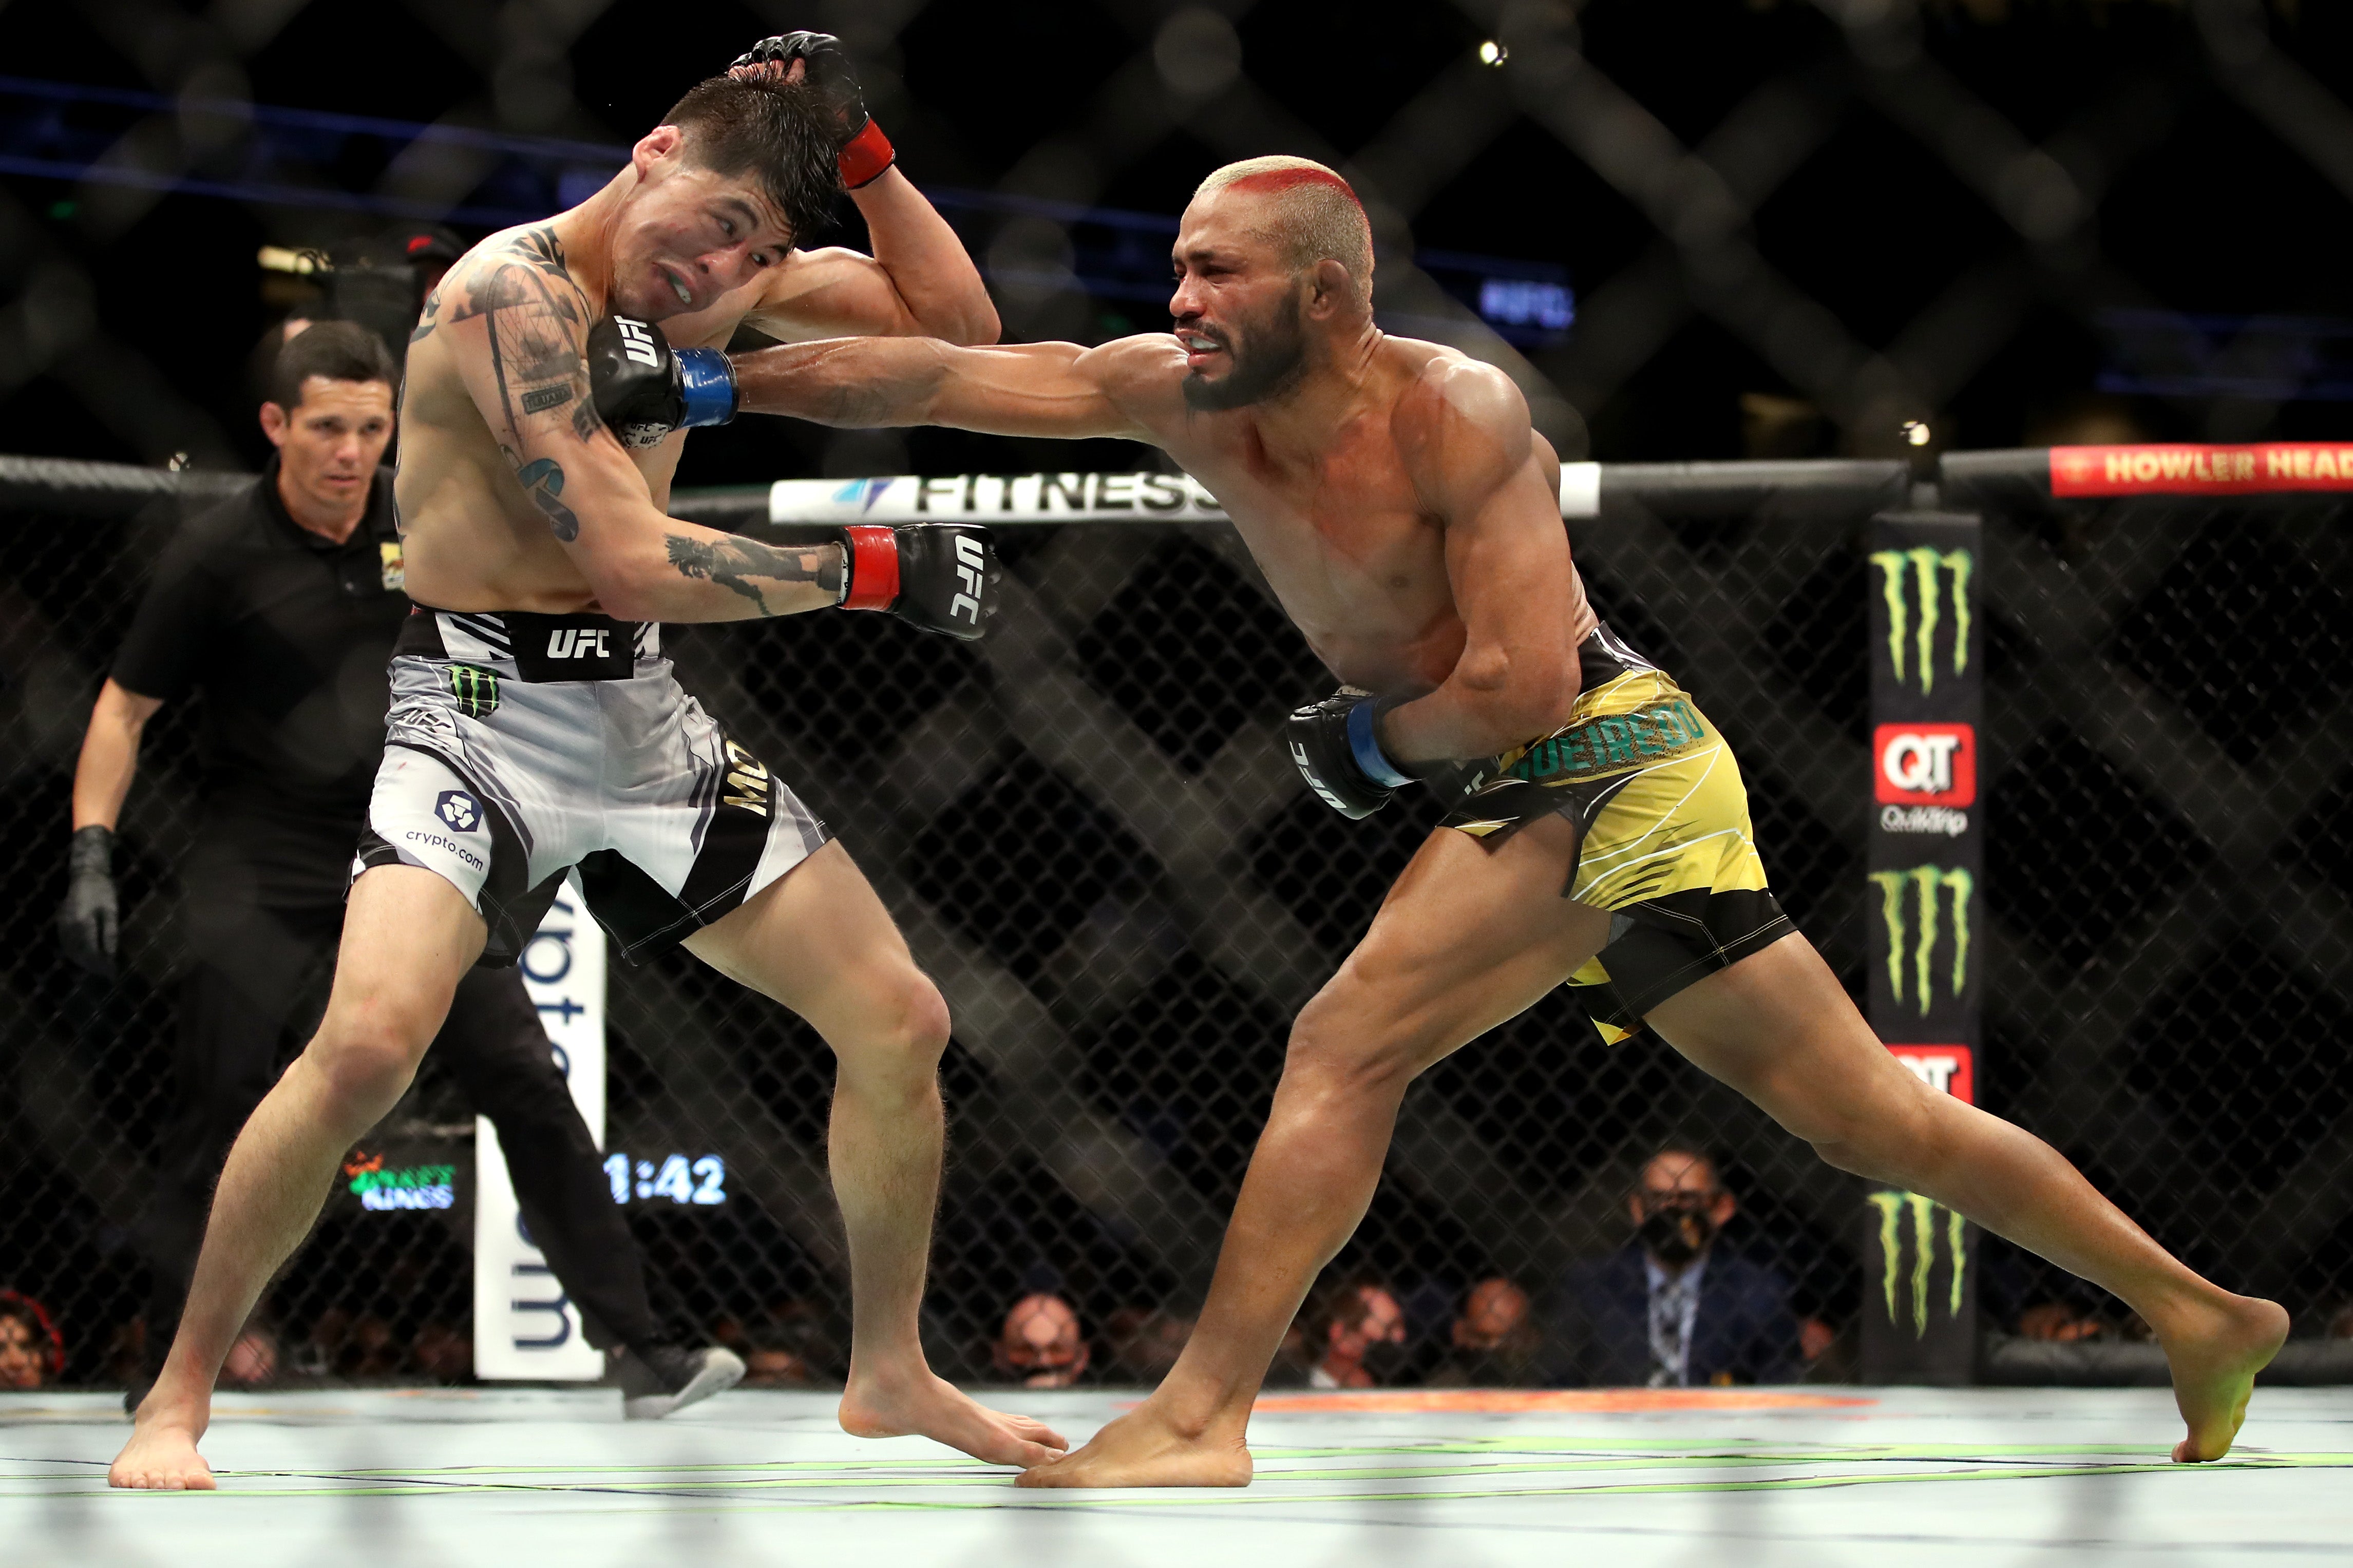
[113,455,407,896]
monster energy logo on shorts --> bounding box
[447,664,500,719]
[1868,1191,1968,1336]
[1870,546,1972,695]
[1869,865,1974,1015]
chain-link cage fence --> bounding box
[4,0,2353,1398]
[6,451,2349,1393]
[1943,453,2353,1375]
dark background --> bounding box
[3,0,2349,486]
[4,0,2351,1386]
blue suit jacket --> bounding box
[1545,1246,1802,1387]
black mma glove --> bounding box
[838,524,998,640]
[1286,689,1415,819]
[729,32,895,189]
[587,316,736,449]
[58,824,120,979]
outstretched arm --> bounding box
[1376,363,1581,766]
[441,227,848,623]
[729,333,1170,441]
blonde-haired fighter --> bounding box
[597,153,2287,1487]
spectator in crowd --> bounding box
[1547,1146,1803,1387]
[741,1336,821,1389]
[993,1294,1091,1388]
[1426,1277,1541,1387]
[725,1299,839,1389]
[2017,1301,2116,1342]
[0,1292,64,1390]
[338,1314,402,1381]
[2328,1302,2353,1340]
[411,1322,470,1384]
[1303,1274,1409,1389]
[221,1323,280,1387]
[1102,1307,1192,1386]
[56,322,736,1420]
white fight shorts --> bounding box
[354,605,828,966]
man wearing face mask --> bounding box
[1546,1147,1802,1388]
[1301,1274,1411,1389]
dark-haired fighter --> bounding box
[596,153,2289,1485]
[111,37,1058,1490]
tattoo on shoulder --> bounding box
[446,226,602,447]
[409,287,443,345]
[511,225,570,280]
[665,533,844,616]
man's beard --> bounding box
[1183,293,1309,412]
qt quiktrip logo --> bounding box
[1875,724,1975,806]
[1886,1043,1975,1104]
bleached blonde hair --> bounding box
[1193,155,1374,311]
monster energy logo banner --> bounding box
[1869,864,1975,1015]
[1868,1191,1969,1336]
[1871,546,1973,695]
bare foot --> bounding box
[839,1371,1067,1467]
[2159,1291,2289,1462]
[1016,1402,1250,1488]
[108,1397,215,1491]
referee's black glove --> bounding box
[58,825,120,979]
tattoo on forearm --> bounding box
[664,534,845,615]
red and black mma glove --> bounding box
[587,316,737,449]
[1287,689,1416,819]
[729,32,895,190]
[837,524,998,641]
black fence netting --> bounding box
[3,454,2350,1393]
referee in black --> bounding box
[57,320,740,1419]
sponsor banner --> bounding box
[1864,511,1983,1384]
[1874,722,1975,807]
[1867,514,1984,1044]
[2050,443,2353,497]
[765,464,1606,526]
[334,1142,466,1220]
[770,471,1226,526]
[1859,1188,1977,1385]
[473,879,606,1381]
[1887,1044,1975,1105]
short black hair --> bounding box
[268,319,398,410]
[1303,1269,1391,1341]
[660,75,840,245]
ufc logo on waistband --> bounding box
[548,628,611,659]
[951,533,986,624]
[615,317,660,368]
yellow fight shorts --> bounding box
[1438,623,1794,1043]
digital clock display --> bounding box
[602,1151,727,1206]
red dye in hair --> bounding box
[1224,167,1360,206]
